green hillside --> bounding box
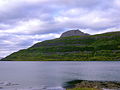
[2,31,120,61]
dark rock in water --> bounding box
[60,30,89,38]
[0,87,3,89]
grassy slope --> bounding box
[2,31,120,61]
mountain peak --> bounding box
[60,30,89,38]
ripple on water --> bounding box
[0,88,65,90]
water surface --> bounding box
[0,61,120,90]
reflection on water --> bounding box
[0,61,120,90]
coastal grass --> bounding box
[64,80,120,90]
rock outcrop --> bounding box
[60,30,89,38]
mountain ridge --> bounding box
[1,30,120,61]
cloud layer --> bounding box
[0,0,120,57]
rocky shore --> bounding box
[64,80,120,90]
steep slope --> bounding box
[1,31,120,61]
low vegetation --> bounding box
[1,31,120,61]
[64,80,120,90]
[67,88,100,90]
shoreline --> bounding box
[63,80,120,90]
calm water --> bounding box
[0,61,120,90]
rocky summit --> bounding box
[60,30,89,38]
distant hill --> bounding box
[0,57,3,60]
[1,30,120,61]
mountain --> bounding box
[1,30,120,61]
[60,30,89,37]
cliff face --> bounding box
[60,30,89,38]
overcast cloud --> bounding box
[0,0,120,57]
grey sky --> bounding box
[0,0,120,57]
